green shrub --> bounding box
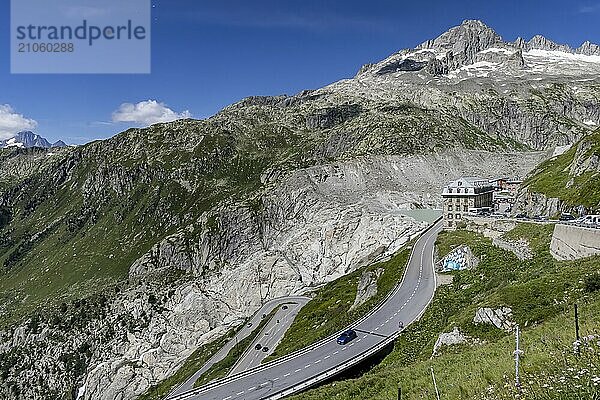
[584,272,600,293]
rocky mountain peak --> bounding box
[366,20,600,78]
[415,19,503,70]
[577,40,600,56]
[417,19,502,53]
[512,34,577,53]
[513,37,527,48]
[0,131,67,149]
[528,35,571,52]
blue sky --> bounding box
[1,0,599,144]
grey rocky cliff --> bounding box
[513,187,562,217]
[0,146,72,187]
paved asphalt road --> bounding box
[171,219,443,400]
[168,296,310,398]
[229,299,309,375]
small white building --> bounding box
[441,177,494,229]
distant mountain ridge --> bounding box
[359,19,600,77]
[1,131,67,149]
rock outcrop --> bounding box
[351,268,384,310]
[433,327,468,355]
[513,188,562,217]
[491,237,534,260]
[473,307,515,331]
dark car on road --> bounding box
[254,343,262,350]
[337,329,357,345]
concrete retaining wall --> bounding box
[550,224,600,261]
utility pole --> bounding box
[431,367,440,400]
[574,303,581,356]
[397,386,401,400]
[514,325,523,390]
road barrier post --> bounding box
[574,303,581,356]
[514,325,523,390]
[431,367,440,400]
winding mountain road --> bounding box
[229,300,308,375]
[170,219,443,400]
[168,296,310,398]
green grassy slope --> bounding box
[288,224,600,400]
[524,129,600,210]
[266,246,412,361]
[0,120,305,327]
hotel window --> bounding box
[448,214,453,219]
[464,205,468,212]
[448,205,453,211]
[455,213,461,219]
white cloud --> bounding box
[111,100,192,126]
[0,105,37,140]
[579,3,600,13]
